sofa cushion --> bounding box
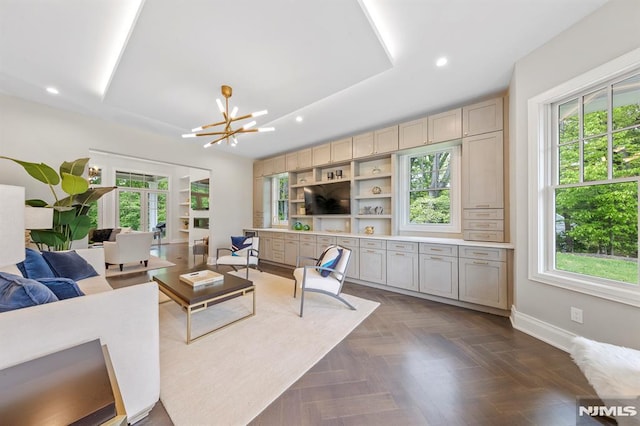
[35,277,85,300]
[77,275,113,295]
[0,272,59,312]
[41,251,99,281]
[17,248,56,279]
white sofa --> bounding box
[104,231,155,271]
[0,248,160,424]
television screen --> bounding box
[304,181,351,215]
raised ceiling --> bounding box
[0,0,608,159]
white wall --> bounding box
[509,0,640,349]
[0,94,253,253]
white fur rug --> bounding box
[570,336,640,425]
[158,269,379,426]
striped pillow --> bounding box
[316,245,343,277]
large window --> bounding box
[553,72,639,285]
[531,57,640,305]
[398,145,460,233]
[116,170,168,232]
[271,173,288,226]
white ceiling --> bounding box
[0,0,608,159]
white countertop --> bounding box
[246,228,514,249]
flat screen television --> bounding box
[304,181,351,215]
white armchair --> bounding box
[293,245,354,317]
[103,232,154,271]
[216,237,260,279]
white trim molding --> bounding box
[510,305,576,353]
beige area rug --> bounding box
[104,255,175,277]
[158,269,379,426]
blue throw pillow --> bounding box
[0,272,59,312]
[35,277,85,300]
[41,251,99,281]
[16,248,56,279]
[231,236,253,256]
[316,246,343,277]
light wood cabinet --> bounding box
[387,249,419,292]
[253,177,267,228]
[262,158,274,176]
[463,98,503,137]
[458,248,507,309]
[352,126,398,158]
[273,155,286,174]
[399,117,429,150]
[285,152,298,172]
[419,254,458,299]
[359,247,386,284]
[284,239,299,266]
[287,149,313,171]
[462,131,504,209]
[331,137,352,163]
[428,108,462,144]
[253,160,264,177]
[312,143,332,166]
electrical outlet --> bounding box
[571,307,583,324]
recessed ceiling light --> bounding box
[295,116,303,123]
[436,57,448,67]
[46,87,59,95]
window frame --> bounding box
[271,173,289,227]
[397,143,461,234]
[528,49,640,307]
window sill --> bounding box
[530,270,640,308]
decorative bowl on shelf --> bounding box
[372,186,382,194]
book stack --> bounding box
[179,270,224,287]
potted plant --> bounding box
[1,156,116,250]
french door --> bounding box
[117,189,167,234]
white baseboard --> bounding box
[510,306,576,352]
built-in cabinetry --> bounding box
[461,98,505,242]
[254,95,507,243]
[253,228,511,315]
[178,176,190,238]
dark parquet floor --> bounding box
[108,243,610,426]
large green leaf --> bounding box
[0,157,60,185]
[61,172,89,196]
[58,186,117,206]
[60,158,89,177]
[69,215,91,240]
[25,199,49,207]
[53,206,77,226]
[30,229,66,249]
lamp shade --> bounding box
[25,206,53,229]
[0,185,25,267]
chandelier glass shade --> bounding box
[182,85,274,147]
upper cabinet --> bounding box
[331,137,352,163]
[399,117,429,150]
[353,125,398,158]
[253,160,264,177]
[462,131,504,209]
[286,149,312,171]
[312,143,331,166]
[463,98,503,137]
[428,108,462,144]
[261,155,286,176]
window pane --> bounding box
[583,88,608,137]
[277,200,288,221]
[118,191,141,230]
[558,142,580,184]
[583,136,608,181]
[409,189,450,224]
[559,98,579,143]
[613,127,640,178]
[410,156,434,190]
[613,74,640,130]
[555,182,638,284]
[279,176,288,199]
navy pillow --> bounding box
[41,251,99,281]
[231,236,253,256]
[0,272,58,312]
[36,277,85,300]
[16,248,56,279]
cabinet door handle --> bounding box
[366,250,376,253]
[395,253,405,256]
[430,248,443,252]
[475,224,490,228]
[475,213,490,217]
[430,256,443,260]
[473,261,489,265]
[475,204,490,208]
[472,252,489,256]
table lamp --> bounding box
[0,185,25,267]
[24,206,54,247]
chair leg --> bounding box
[119,264,123,271]
[335,294,356,310]
[293,279,297,298]
[144,260,148,267]
[299,288,305,317]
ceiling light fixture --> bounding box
[182,85,274,148]
[436,57,448,67]
[296,116,303,123]
[46,87,59,95]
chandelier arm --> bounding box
[228,113,255,123]
[194,131,228,136]
[204,135,230,147]
[199,119,228,129]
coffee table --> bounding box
[153,267,255,344]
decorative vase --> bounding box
[303,224,311,231]
[294,221,303,231]
[364,226,375,235]
[372,186,382,195]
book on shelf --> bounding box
[179,270,224,287]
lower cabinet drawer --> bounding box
[360,239,386,249]
[463,219,504,231]
[271,250,285,263]
[284,233,299,241]
[336,237,358,247]
[299,234,316,243]
[463,230,504,242]
[317,236,337,245]
[459,246,507,262]
[463,209,504,220]
[272,239,285,251]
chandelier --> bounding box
[182,85,274,147]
